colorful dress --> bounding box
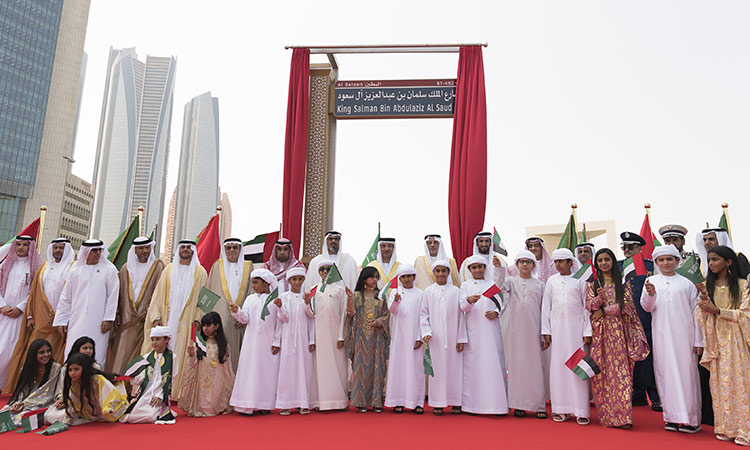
[45,374,128,425]
[585,281,649,427]
[0,362,62,426]
[179,339,235,416]
[698,280,750,441]
[346,291,389,409]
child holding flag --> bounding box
[501,250,547,419]
[275,268,315,416]
[120,326,177,424]
[229,269,281,416]
[459,255,508,415]
[641,244,703,433]
[585,248,649,428]
[384,264,425,414]
[542,248,591,425]
[178,312,235,417]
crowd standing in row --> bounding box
[0,226,748,446]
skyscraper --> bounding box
[0,0,91,242]
[171,92,219,255]
[90,47,176,249]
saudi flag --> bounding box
[191,323,208,353]
[676,253,705,284]
[622,252,648,281]
[320,263,343,293]
[557,213,579,251]
[108,215,140,271]
[423,343,434,377]
[361,231,381,267]
[573,258,598,280]
[123,354,150,377]
[0,410,16,433]
[492,227,508,256]
[36,421,68,435]
[378,276,399,300]
[17,409,46,433]
[565,347,601,381]
[260,287,279,321]
[196,287,221,314]
[309,285,318,315]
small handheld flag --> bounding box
[309,285,318,315]
[260,287,279,321]
[423,343,434,377]
[378,276,399,300]
[0,410,16,433]
[36,421,69,436]
[492,227,508,257]
[114,375,134,382]
[676,253,705,284]
[573,258,598,281]
[17,409,46,433]
[196,287,221,314]
[481,284,504,312]
[565,347,601,381]
[320,263,343,293]
[361,231,381,267]
[622,252,648,282]
[191,323,208,354]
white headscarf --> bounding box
[431,259,451,272]
[423,235,449,265]
[221,238,245,300]
[45,238,74,288]
[376,238,398,276]
[575,243,596,262]
[471,232,505,281]
[514,249,539,278]
[150,326,172,339]
[76,239,110,267]
[321,231,343,265]
[251,268,278,292]
[550,248,582,274]
[695,228,733,272]
[396,264,417,278]
[127,236,156,300]
[652,244,681,262]
[169,241,200,308]
[286,267,306,280]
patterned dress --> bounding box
[585,281,649,427]
[346,291,389,408]
[178,339,235,416]
[698,280,750,441]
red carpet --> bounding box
[0,397,726,449]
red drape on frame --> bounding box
[448,46,488,266]
[281,48,310,258]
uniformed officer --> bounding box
[658,224,697,266]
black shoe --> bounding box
[414,406,424,415]
[632,398,648,407]
[433,408,443,416]
[258,410,270,415]
[394,406,404,414]
[358,407,367,413]
[374,407,383,413]
[678,424,702,434]
[665,422,679,432]
[650,401,663,412]
[451,407,462,415]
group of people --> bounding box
[0,226,748,446]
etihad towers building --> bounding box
[90,47,176,249]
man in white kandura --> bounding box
[305,231,359,292]
[414,234,461,290]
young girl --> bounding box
[642,244,702,433]
[179,312,235,417]
[66,336,101,370]
[585,248,649,428]
[275,268,315,415]
[697,245,750,445]
[1,339,62,425]
[347,266,389,413]
[44,353,128,426]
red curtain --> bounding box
[448,46,488,266]
[281,48,310,259]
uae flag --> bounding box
[191,322,208,353]
[378,276,399,300]
[573,258,598,280]
[622,252,648,281]
[565,348,601,381]
[260,287,279,321]
[17,409,46,433]
[244,231,280,264]
[492,227,508,256]
[123,354,150,377]
[309,285,318,315]
[482,283,504,311]
[639,213,662,259]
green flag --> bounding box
[361,231,381,267]
[107,215,140,271]
[676,253,705,284]
[260,287,279,321]
[718,212,728,230]
[36,421,69,436]
[0,410,16,433]
[557,213,579,251]
[423,343,434,377]
[196,287,221,314]
[320,263,343,293]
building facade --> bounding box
[59,171,93,250]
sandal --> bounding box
[279,409,291,416]
[715,434,733,442]
[576,417,590,426]
[299,408,310,415]
[735,437,750,447]
[552,413,568,422]
[451,407,462,415]
[415,406,424,414]
[394,406,404,414]
[536,411,548,419]
[514,410,526,417]
[358,407,367,413]
[374,407,383,413]
[433,408,443,416]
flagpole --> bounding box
[137,205,144,236]
[37,206,47,254]
[278,222,282,239]
[217,206,223,241]
[644,203,653,229]
[571,204,578,241]
[378,222,381,235]
[722,202,732,241]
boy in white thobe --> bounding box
[274,268,315,415]
[542,248,591,425]
[229,269,281,415]
[641,244,703,433]
[502,250,547,417]
[420,260,467,415]
[460,255,509,415]
[385,265,425,413]
[120,326,177,424]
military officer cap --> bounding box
[620,232,646,246]
[658,224,688,239]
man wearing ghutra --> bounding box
[262,238,305,293]
[414,234,460,290]
[305,231,359,292]
[367,237,401,288]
